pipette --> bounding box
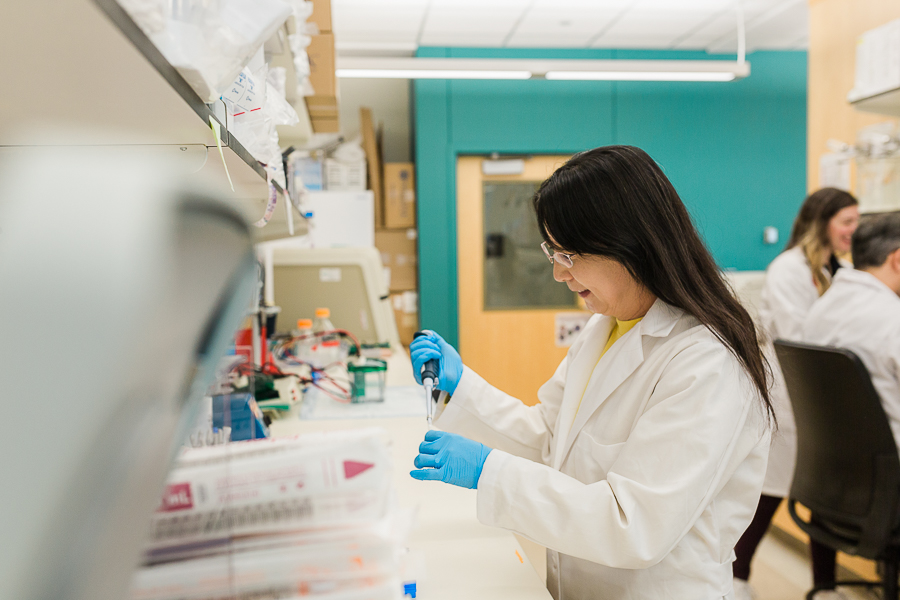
[413,331,439,426]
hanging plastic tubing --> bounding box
[254,167,278,228]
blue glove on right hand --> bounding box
[409,331,463,395]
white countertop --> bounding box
[269,349,551,600]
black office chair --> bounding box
[774,340,900,600]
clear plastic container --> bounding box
[348,358,387,403]
[292,318,314,363]
[312,307,341,367]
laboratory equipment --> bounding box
[292,318,315,362]
[410,331,463,391]
[413,331,439,426]
[211,393,269,441]
[348,357,388,403]
[0,147,256,600]
[262,246,400,346]
[313,306,341,366]
[136,429,404,600]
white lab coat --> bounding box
[803,268,900,449]
[434,300,770,600]
[757,247,838,496]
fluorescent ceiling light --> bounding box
[545,71,737,82]
[336,69,532,80]
[335,57,749,82]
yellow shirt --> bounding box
[573,316,643,420]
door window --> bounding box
[482,181,578,310]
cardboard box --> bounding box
[391,291,418,347]
[309,0,332,33]
[306,95,338,118]
[375,229,417,291]
[383,163,416,228]
[307,105,339,120]
[311,117,340,133]
[361,107,384,227]
[306,33,335,97]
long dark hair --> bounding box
[534,146,774,423]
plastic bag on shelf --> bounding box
[224,58,271,157]
[287,33,315,97]
[138,0,292,102]
[268,66,288,97]
[117,0,168,35]
[227,79,298,171]
[287,0,314,23]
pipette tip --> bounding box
[423,379,435,426]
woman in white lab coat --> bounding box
[732,188,859,600]
[409,146,775,600]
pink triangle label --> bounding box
[343,460,375,479]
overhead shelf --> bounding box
[0,0,305,241]
[848,87,900,117]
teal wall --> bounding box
[414,48,808,347]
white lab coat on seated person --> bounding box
[757,246,841,496]
[432,300,771,600]
[803,268,900,449]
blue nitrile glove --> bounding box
[410,430,492,489]
[409,331,463,395]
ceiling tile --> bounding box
[706,0,808,52]
[746,2,808,47]
[530,0,634,7]
[506,33,598,47]
[419,32,516,46]
[513,7,625,34]
[591,9,712,48]
[330,0,808,52]
[336,30,421,45]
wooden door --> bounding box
[457,155,589,406]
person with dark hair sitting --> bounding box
[795,211,900,598]
[407,146,775,599]
[804,211,900,435]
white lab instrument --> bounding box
[0,147,257,600]
[430,300,770,599]
[261,245,401,346]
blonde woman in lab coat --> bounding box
[732,188,859,600]
[409,146,775,600]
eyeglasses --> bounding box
[540,241,575,268]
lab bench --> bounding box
[269,350,552,600]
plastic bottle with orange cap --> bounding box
[312,307,341,367]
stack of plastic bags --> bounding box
[221,48,299,177]
[117,0,293,104]
[115,0,317,191]
[130,429,410,600]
